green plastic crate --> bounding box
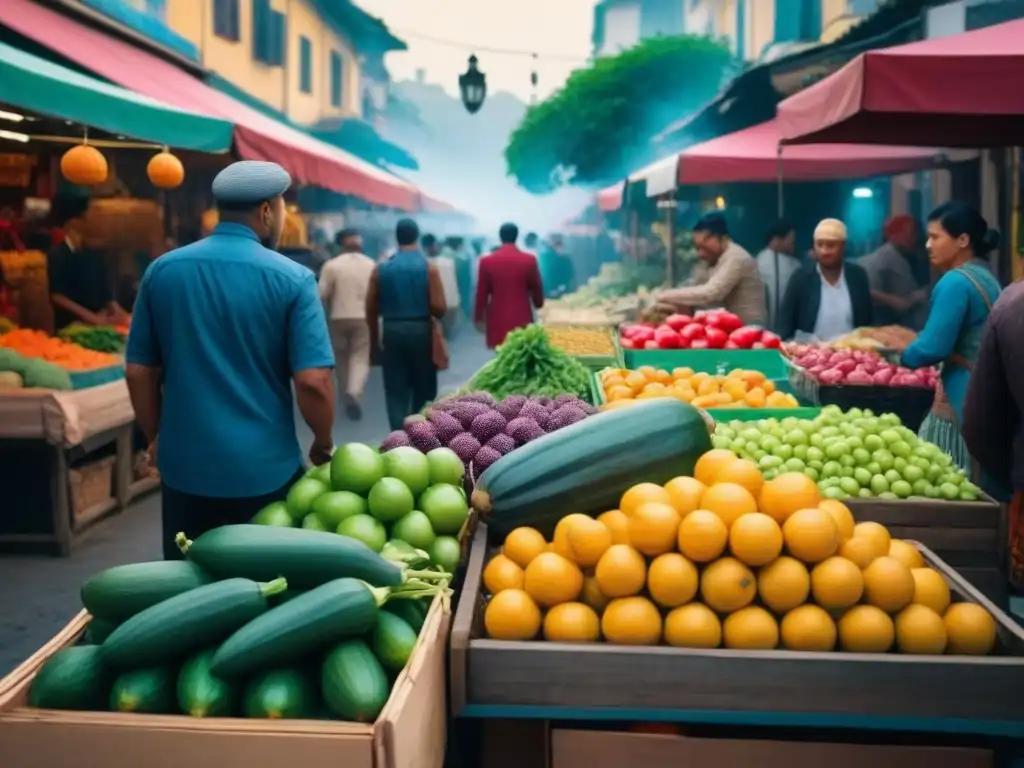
[623,348,787,378]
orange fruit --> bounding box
[502,527,547,568]
[782,508,840,564]
[624,371,647,392]
[484,589,542,640]
[713,459,764,497]
[809,556,863,609]
[757,556,810,613]
[862,556,915,612]
[663,476,706,517]
[663,603,721,648]
[581,574,611,613]
[723,606,779,650]
[818,499,855,541]
[888,539,926,569]
[894,604,947,654]
[853,521,891,554]
[606,385,634,402]
[647,553,699,608]
[597,510,631,544]
[693,449,738,486]
[523,552,583,607]
[566,517,613,567]
[671,366,694,380]
[636,365,659,381]
[601,596,662,645]
[780,605,836,652]
[483,554,525,595]
[543,602,601,642]
[700,557,756,613]
[837,535,885,568]
[728,512,783,566]
[944,603,997,655]
[551,513,593,559]
[628,502,681,556]
[619,482,672,516]
[699,482,758,528]
[758,473,821,523]
[677,509,729,562]
[911,568,951,614]
[838,605,894,653]
[594,544,647,598]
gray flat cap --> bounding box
[212,161,291,205]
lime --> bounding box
[312,491,368,529]
[331,443,384,494]
[419,483,470,535]
[426,447,465,486]
[306,464,331,485]
[252,501,295,527]
[336,514,387,552]
[891,480,913,498]
[286,478,329,520]
[383,446,432,496]
[367,478,416,523]
[429,535,462,573]
[390,510,438,550]
[302,513,328,531]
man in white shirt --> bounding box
[423,234,461,338]
[755,219,801,333]
[319,228,376,420]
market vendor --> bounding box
[653,213,766,326]
[776,218,873,341]
[860,214,929,328]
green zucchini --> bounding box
[110,666,176,713]
[176,525,444,589]
[101,577,287,669]
[243,668,316,719]
[382,599,428,633]
[322,639,390,723]
[471,399,713,537]
[81,561,213,623]
[371,611,419,673]
[177,649,237,717]
[83,617,118,645]
[28,645,111,711]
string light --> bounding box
[390,28,590,62]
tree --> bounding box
[505,36,733,194]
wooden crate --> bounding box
[68,456,115,522]
[450,524,1024,724]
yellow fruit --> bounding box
[597,510,631,544]
[895,604,947,654]
[838,605,895,653]
[757,556,810,613]
[693,449,739,486]
[837,535,885,569]
[862,556,915,612]
[723,606,779,650]
[552,513,593,559]
[780,605,837,651]
[677,509,729,562]
[594,544,647,597]
[581,574,611,613]
[944,603,997,655]
[502,527,547,568]
[818,499,855,540]
[601,596,662,645]
[647,553,699,608]
[713,459,765,497]
[619,483,672,516]
[700,482,758,528]
[566,517,613,567]
[782,508,840,564]
[543,602,601,643]
[663,476,706,517]
[523,552,583,607]
[911,568,951,614]
[484,589,542,640]
[728,512,783,566]
[853,521,891,555]
[700,557,756,613]
[758,473,821,523]
[888,539,926,569]
[628,502,681,556]
[663,603,722,648]
[483,554,525,595]
[810,556,864,610]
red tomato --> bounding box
[620,337,636,349]
[724,340,741,349]
[705,311,743,333]
[680,323,706,342]
[704,327,728,349]
[644,340,659,349]
[633,326,656,344]
[693,310,710,322]
[728,326,761,349]
[760,331,782,349]
[663,313,692,332]
[654,328,681,349]
[689,339,709,349]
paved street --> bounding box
[0,328,492,675]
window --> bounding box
[774,0,819,41]
[213,0,240,41]
[330,50,344,107]
[299,36,313,93]
[252,0,286,66]
[847,0,877,14]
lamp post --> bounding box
[459,55,487,114]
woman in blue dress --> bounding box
[900,201,1003,480]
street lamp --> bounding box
[459,55,486,114]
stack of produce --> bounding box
[0,328,120,370]
[0,348,72,390]
[470,324,593,401]
[253,442,471,574]
[785,344,936,388]
[544,325,617,358]
[620,310,782,350]
[833,326,918,352]
[481,454,998,655]
[59,323,127,353]
[710,406,981,501]
[29,525,450,721]
[599,366,800,411]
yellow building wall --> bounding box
[742,0,775,62]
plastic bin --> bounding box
[68,364,125,390]
[624,348,787,378]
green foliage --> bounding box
[505,36,733,194]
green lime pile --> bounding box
[711,405,981,501]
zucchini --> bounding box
[371,611,419,673]
[83,617,118,645]
[81,561,213,623]
[110,667,176,713]
[177,649,237,717]
[176,525,445,589]
[471,399,713,537]
[243,668,316,719]
[383,599,428,633]
[322,639,390,723]
[101,577,287,669]
[28,645,111,710]
[380,539,431,567]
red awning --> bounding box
[421,195,457,214]
[596,182,624,212]
[676,119,945,184]
[0,0,419,210]
[776,19,1024,147]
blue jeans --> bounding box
[382,320,437,430]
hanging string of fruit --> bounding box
[60,129,108,187]
[147,148,185,190]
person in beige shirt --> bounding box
[655,212,767,326]
[319,228,376,420]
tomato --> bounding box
[644,340,659,349]
[704,311,743,333]
[679,323,706,342]
[663,314,692,332]
[728,326,762,349]
[760,332,782,349]
[724,340,741,349]
[689,339,709,349]
[620,337,636,349]
[654,328,681,349]
[704,327,728,349]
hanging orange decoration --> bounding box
[147,150,185,189]
[60,144,108,186]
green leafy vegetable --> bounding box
[471,325,591,401]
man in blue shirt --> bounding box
[126,161,336,559]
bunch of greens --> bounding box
[472,324,592,401]
[58,323,125,353]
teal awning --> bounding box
[0,42,233,153]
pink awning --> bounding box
[421,195,457,214]
[676,119,944,184]
[596,182,624,211]
[776,19,1024,147]
[0,0,419,210]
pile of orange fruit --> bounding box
[481,448,998,655]
[0,328,119,370]
[598,366,800,411]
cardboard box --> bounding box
[0,597,450,768]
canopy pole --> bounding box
[776,144,785,217]
[664,194,676,287]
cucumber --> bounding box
[371,611,419,673]
[382,599,427,633]
[243,668,316,719]
[101,577,287,669]
[322,639,390,723]
[81,561,213,623]
[28,645,111,711]
[110,667,176,713]
[83,617,118,645]
[177,649,237,717]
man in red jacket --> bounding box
[474,222,544,349]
